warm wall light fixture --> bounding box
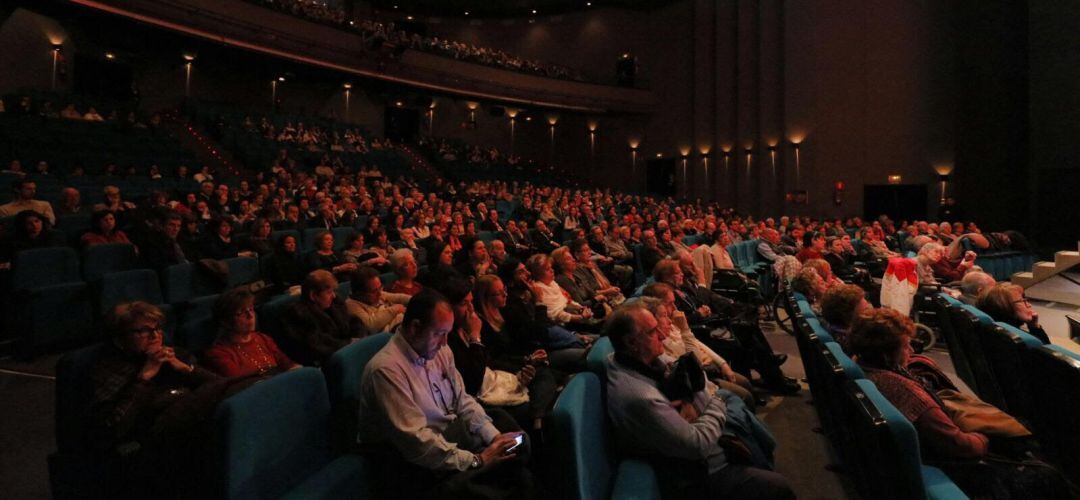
[50,42,63,90]
[933,163,954,202]
[182,53,196,97]
[888,175,903,184]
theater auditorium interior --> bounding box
[1,0,1079,498]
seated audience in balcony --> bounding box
[977,283,1050,344]
[0,178,56,224]
[203,288,298,378]
[60,104,82,120]
[280,269,368,365]
[346,266,411,333]
[357,289,534,499]
[957,271,995,306]
[81,210,132,249]
[849,307,1069,499]
[603,304,794,499]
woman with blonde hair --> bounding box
[977,283,1049,344]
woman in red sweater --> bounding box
[203,288,298,378]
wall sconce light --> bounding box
[888,175,903,184]
[51,42,64,90]
[933,163,954,203]
[183,53,196,97]
[342,83,352,117]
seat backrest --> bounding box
[378,271,397,289]
[12,246,81,290]
[842,379,927,500]
[1023,345,1080,481]
[979,322,1042,420]
[99,269,164,311]
[932,293,977,392]
[947,304,1004,408]
[215,368,332,500]
[551,372,616,500]
[54,343,109,454]
[176,316,215,355]
[82,243,137,282]
[331,227,354,251]
[257,293,301,340]
[224,257,260,288]
[161,262,222,304]
[324,332,392,450]
[302,228,325,252]
[585,336,614,385]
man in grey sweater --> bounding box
[604,304,794,499]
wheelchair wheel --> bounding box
[911,322,937,353]
[771,292,795,336]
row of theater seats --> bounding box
[8,243,262,355]
[932,293,1080,483]
[784,291,968,499]
[548,336,662,500]
[52,331,395,499]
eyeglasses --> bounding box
[129,326,163,338]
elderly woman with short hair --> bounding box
[90,301,236,497]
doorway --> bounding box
[863,184,928,223]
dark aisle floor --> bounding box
[0,354,58,500]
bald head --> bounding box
[960,271,995,298]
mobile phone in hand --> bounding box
[506,434,525,453]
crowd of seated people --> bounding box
[245,0,589,82]
[0,121,1043,498]
[0,94,157,128]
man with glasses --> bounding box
[346,265,412,333]
[358,290,533,498]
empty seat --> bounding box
[932,293,977,393]
[550,372,661,500]
[946,304,1003,408]
[82,243,138,282]
[10,247,93,352]
[331,227,354,251]
[161,262,223,304]
[224,257,260,288]
[1022,345,1080,483]
[257,293,301,341]
[324,332,392,450]
[48,344,123,498]
[840,379,967,500]
[977,322,1042,421]
[98,269,165,312]
[11,246,81,291]
[214,368,373,499]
